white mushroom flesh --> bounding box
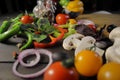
[62,33,84,50]
[105,27,120,63]
[75,36,104,56]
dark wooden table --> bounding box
[0,13,120,80]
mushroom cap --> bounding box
[75,36,96,55]
[105,46,120,63]
[75,36,104,56]
[109,27,120,41]
[62,33,84,50]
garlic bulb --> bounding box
[33,0,56,21]
[33,0,46,18]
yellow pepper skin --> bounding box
[68,19,77,24]
[66,0,84,14]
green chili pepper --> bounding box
[19,31,33,51]
[0,20,12,34]
[0,22,22,42]
[11,13,23,23]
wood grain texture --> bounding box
[76,14,120,27]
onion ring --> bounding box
[12,49,53,78]
[18,49,40,67]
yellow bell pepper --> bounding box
[68,19,77,24]
[66,0,84,13]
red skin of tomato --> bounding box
[55,13,70,25]
[20,15,34,24]
[44,61,79,80]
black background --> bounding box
[0,0,120,16]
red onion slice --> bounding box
[18,49,40,67]
[12,49,53,78]
[77,19,95,25]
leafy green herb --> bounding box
[20,24,37,32]
[32,33,47,42]
[37,18,55,34]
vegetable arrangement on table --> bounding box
[0,0,120,80]
[0,13,67,51]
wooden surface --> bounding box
[0,13,120,80]
[77,14,120,27]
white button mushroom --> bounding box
[62,33,104,56]
[105,27,120,63]
[62,33,84,50]
[75,36,104,56]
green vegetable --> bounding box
[0,22,22,42]
[53,31,61,38]
[37,18,55,34]
[59,0,70,7]
[59,23,77,38]
[64,27,76,38]
[32,33,47,42]
[0,20,12,34]
[20,23,37,32]
[11,13,23,23]
[19,31,33,51]
[62,57,74,68]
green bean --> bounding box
[0,22,22,42]
[0,20,11,34]
[19,31,33,51]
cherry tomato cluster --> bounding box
[42,13,120,80]
[44,49,120,80]
[16,11,120,80]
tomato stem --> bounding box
[86,45,96,52]
[62,57,74,68]
[25,10,28,15]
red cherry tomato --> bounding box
[55,13,70,25]
[20,15,34,24]
[44,61,79,80]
